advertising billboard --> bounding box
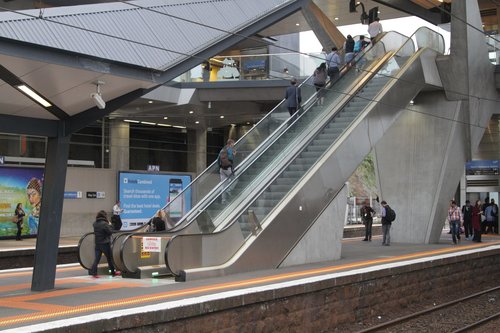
[118,172,192,230]
[0,166,44,238]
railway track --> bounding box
[356,285,500,332]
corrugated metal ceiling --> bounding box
[0,0,293,71]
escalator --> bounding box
[114,32,398,278]
[162,27,446,281]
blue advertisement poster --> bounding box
[0,166,44,238]
[465,160,499,175]
[118,172,192,230]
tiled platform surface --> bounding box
[0,231,498,332]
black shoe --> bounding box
[362,238,368,241]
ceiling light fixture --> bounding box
[163,116,168,120]
[334,17,339,20]
[195,121,200,124]
[124,119,140,123]
[141,121,156,125]
[157,123,172,127]
[173,125,186,129]
[148,101,153,104]
[220,115,225,119]
[189,110,194,114]
[295,23,300,26]
[91,80,106,109]
[16,84,52,107]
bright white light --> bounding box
[157,123,172,127]
[163,116,168,120]
[124,119,140,123]
[195,121,200,124]
[148,101,153,104]
[173,125,186,129]
[189,110,194,114]
[17,85,51,107]
[141,121,156,125]
[220,115,225,119]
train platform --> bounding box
[0,230,499,332]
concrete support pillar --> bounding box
[280,185,347,267]
[187,129,207,175]
[110,119,129,171]
[373,92,466,244]
[301,1,345,51]
[31,133,70,291]
[374,0,499,244]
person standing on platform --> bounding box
[484,201,496,234]
[14,203,25,241]
[447,200,462,244]
[481,197,490,233]
[461,200,473,240]
[285,78,301,117]
[472,200,482,243]
[360,201,375,241]
[490,198,498,234]
[111,200,123,231]
[368,17,383,43]
[90,210,120,278]
[380,200,393,246]
[325,47,341,83]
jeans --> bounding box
[382,224,391,245]
[219,167,234,204]
[450,220,461,243]
[90,243,115,276]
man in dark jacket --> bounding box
[90,210,119,278]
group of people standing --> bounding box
[359,198,395,246]
[459,198,498,244]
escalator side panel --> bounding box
[179,49,432,280]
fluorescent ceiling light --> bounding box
[172,125,186,129]
[141,121,156,125]
[124,119,140,123]
[17,85,51,107]
[157,123,172,127]
[195,121,200,124]
[148,101,153,104]
[189,110,194,114]
[220,115,225,119]
[163,116,168,120]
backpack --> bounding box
[353,40,361,53]
[385,205,396,222]
[219,148,232,169]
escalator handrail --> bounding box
[164,31,433,274]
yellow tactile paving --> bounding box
[0,240,498,328]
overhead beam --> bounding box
[373,0,442,25]
[0,114,58,137]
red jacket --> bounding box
[472,205,481,231]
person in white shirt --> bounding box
[111,200,123,230]
[325,47,342,83]
[368,17,383,43]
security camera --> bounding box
[91,93,106,109]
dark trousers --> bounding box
[16,222,22,240]
[473,228,482,242]
[90,243,115,276]
[288,107,297,117]
[364,219,373,240]
[463,220,473,238]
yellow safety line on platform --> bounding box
[0,240,499,328]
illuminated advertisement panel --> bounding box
[0,166,44,238]
[118,172,192,230]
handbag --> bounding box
[12,216,18,223]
